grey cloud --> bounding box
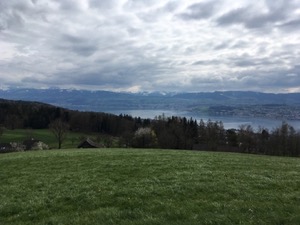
[68,72,134,87]
[0,1,32,14]
[231,56,281,68]
[265,72,300,91]
[230,40,249,49]
[89,0,118,10]
[1,0,300,93]
[50,60,165,90]
[72,45,98,57]
[289,65,300,78]
[187,61,300,93]
[216,7,246,26]
[234,60,260,68]
[179,1,217,20]
[162,1,180,13]
[278,19,300,32]
[41,41,168,88]
[216,7,280,29]
[124,1,176,23]
[53,0,83,11]
[62,34,85,44]
[233,66,300,92]
[0,11,24,30]
[0,1,52,32]
[211,40,250,51]
[213,42,229,50]
[192,59,220,66]
[187,75,229,92]
[22,76,43,84]
[124,0,159,10]
[0,1,27,31]
[216,0,295,29]
[56,34,98,56]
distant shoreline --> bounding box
[105,109,300,131]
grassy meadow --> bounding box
[0,129,102,149]
[0,149,300,225]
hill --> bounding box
[0,149,299,225]
[1,98,300,156]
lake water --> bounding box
[105,109,300,131]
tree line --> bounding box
[0,99,299,156]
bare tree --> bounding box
[49,119,69,149]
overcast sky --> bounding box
[1,0,300,93]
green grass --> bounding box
[0,149,300,225]
[0,129,100,149]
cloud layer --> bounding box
[0,0,300,93]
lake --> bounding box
[105,109,300,131]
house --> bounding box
[78,138,101,148]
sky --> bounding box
[0,0,300,93]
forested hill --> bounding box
[0,98,143,133]
[1,88,300,111]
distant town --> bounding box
[206,104,300,120]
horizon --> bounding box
[1,0,300,93]
[1,87,300,95]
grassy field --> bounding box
[0,129,103,149]
[0,149,300,225]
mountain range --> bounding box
[1,88,300,112]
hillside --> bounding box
[0,149,299,225]
[1,98,300,156]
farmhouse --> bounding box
[78,138,101,148]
